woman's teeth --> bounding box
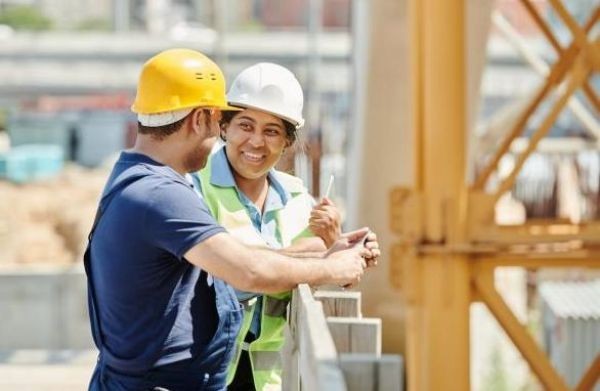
[243,152,264,162]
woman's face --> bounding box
[222,108,290,181]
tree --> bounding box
[0,6,52,31]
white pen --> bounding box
[324,174,335,199]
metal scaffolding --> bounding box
[388,0,600,389]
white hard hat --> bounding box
[227,63,305,129]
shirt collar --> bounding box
[210,147,237,188]
[210,147,292,205]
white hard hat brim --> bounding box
[227,101,304,129]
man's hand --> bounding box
[325,227,367,255]
[309,197,342,248]
[362,231,380,268]
[326,228,380,268]
[323,244,366,288]
[322,227,381,288]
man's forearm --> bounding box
[185,232,354,294]
[243,247,332,292]
[187,233,329,292]
[279,237,327,258]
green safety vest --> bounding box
[197,155,315,391]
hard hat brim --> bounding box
[220,104,244,111]
[132,103,244,115]
[226,101,303,129]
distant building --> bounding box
[539,280,600,389]
[258,0,350,29]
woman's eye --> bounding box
[239,122,251,130]
[265,128,281,136]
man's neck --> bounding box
[132,136,187,175]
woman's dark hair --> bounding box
[220,110,297,144]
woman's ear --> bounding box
[220,122,228,141]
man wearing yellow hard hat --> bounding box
[84,48,380,390]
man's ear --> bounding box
[188,108,204,135]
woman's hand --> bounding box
[309,197,342,248]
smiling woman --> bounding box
[222,109,293,184]
[191,63,343,391]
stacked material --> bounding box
[0,164,108,265]
[0,144,64,183]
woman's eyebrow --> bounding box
[237,115,257,123]
[265,122,284,129]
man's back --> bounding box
[88,151,240,389]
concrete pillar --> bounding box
[347,0,413,355]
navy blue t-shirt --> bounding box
[90,151,226,371]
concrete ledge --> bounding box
[0,349,96,391]
[0,349,96,365]
[0,264,93,349]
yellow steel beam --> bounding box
[521,2,600,113]
[471,78,547,190]
[547,0,592,53]
[546,2,600,112]
[471,219,600,245]
[475,253,600,268]
[575,354,600,391]
[582,83,600,114]
[398,2,597,391]
[472,41,582,190]
[406,0,470,389]
[473,5,599,191]
[410,0,425,193]
[473,267,570,391]
[495,57,590,199]
[405,0,425,387]
[519,0,562,52]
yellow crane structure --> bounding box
[348,0,600,390]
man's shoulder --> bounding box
[103,162,196,213]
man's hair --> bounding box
[220,110,297,144]
[137,116,188,140]
[137,109,214,140]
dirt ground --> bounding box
[0,164,109,266]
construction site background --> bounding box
[0,0,598,390]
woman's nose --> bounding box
[248,132,265,147]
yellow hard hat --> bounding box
[131,48,241,114]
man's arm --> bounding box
[283,229,381,263]
[184,230,369,293]
[280,237,327,257]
